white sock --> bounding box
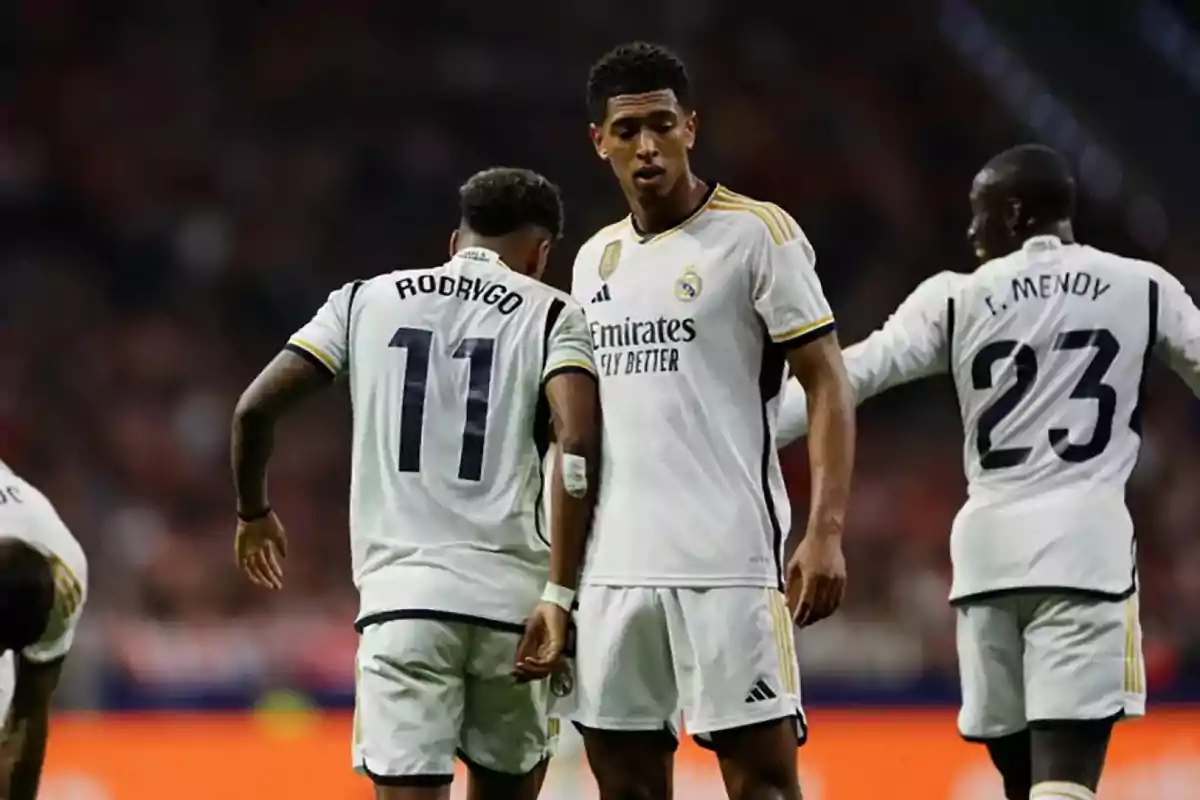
[1030,781,1096,800]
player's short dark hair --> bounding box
[459,167,564,240]
[0,540,54,652]
[987,143,1076,222]
[587,42,692,122]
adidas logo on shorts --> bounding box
[744,678,777,704]
[590,284,612,303]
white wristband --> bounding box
[541,582,576,612]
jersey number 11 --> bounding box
[389,326,494,482]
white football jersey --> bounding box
[0,461,88,721]
[571,185,835,587]
[777,236,1200,601]
[288,247,596,629]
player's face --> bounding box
[968,168,1020,263]
[589,90,696,201]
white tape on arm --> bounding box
[541,583,576,612]
[561,453,588,498]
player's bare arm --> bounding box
[0,656,62,800]
[514,368,600,682]
[231,350,332,589]
[785,332,854,626]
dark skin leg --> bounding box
[711,718,802,800]
[464,758,546,800]
[1030,719,1114,793]
[578,726,675,800]
[984,730,1033,800]
[373,784,450,800]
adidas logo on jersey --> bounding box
[590,284,612,303]
[744,678,777,704]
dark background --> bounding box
[1,0,1197,710]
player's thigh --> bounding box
[564,585,678,731]
[955,598,1027,741]
[354,619,468,788]
[460,626,553,780]
[1023,593,1145,727]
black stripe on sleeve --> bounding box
[946,297,961,409]
[544,364,598,384]
[343,279,364,372]
[1130,278,1159,435]
[284,343,336,377]
[775,320,836,350]
[530,298,567,549]
[757,338,788,589]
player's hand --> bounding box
[235,511,287,590]
[786,532,846,627]
[512,602,569,683]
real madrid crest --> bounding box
[674,267,703,302]
[598,241,622,281]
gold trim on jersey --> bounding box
[547,359,598,375]
[634,184,722,244]
[766,589,799,695]
[772,315,835,344]
[289,338,338,373]
[710,188,800,247]
[598,240,622,280]
[48,555,83,618]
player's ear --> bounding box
[448,228,459,258]
[1004,198,1022,235]
[533,237,552,280]
[683,110,698,151]
[589,124,609,161]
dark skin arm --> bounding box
[513,368,600,681]
[784,332,855,625]
[231,351,333,588]
[544,369,600,592]
[231,350,334,518]
[3,657,63,800]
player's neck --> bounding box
[628,174,710,237]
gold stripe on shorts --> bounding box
[766,589,798,695]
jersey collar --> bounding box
[455,246,510,270]
[631,181,719,244]
[1022,235,1064,253]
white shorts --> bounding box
[956,592,1146,740]
[352,617,553,784]
[561,585,806,744]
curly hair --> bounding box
[459,167,564,239]
[587,42,692,123]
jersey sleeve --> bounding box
[774,378,810,447]
[1154,272,1200,395]
[285,281,361,376]
[22,552,86,664]
[543,300,597,382]
[843,271,959,402]
[748,217,836,348]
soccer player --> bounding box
[231,167,600,800]
[0,460,88,800]
[563,42,856,800]
[774,143,1200,800]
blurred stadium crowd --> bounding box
[1,0,1198,710]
